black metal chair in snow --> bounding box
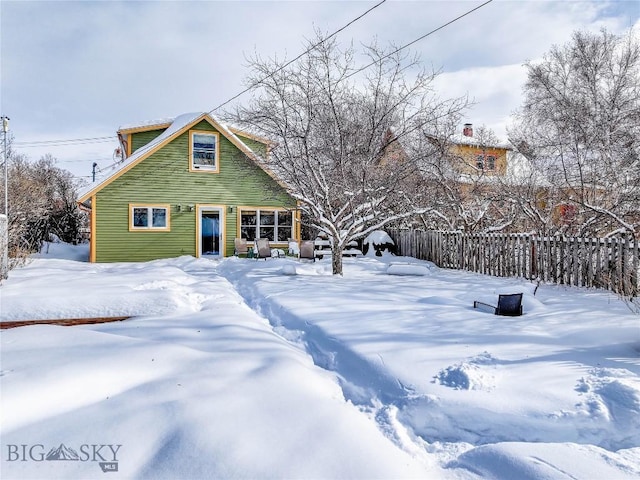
[474,293,523,316]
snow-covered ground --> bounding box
[1,242,639,479]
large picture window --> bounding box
[240,209,293,242]
[130,205,170,231]
[190,131,219,172]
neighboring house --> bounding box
[424,122,514,190]
[448,123,511,178]
[78,112,299,262]
[422,122,514,201]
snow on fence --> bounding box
[388,229,639,296]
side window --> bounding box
[133,207,148,228]
[152,208,167,228]
[130,205,170,231]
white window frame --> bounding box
[129,204,170,231]
[189,130,220,173]
[239,208,293,243]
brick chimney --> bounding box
[463,123,473,137]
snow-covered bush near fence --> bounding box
[363,230,395,256]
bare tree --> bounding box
[420,124,520,233]
[230,35,467,274]
[509,28,640,237]
[0,146,86,269]
[504,126,583,236]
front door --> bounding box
[198,206,224,258]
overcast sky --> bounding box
[1,0,638,180]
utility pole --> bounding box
[1,115,9,280]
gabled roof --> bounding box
[425,131,512,151]
[78,112,283,203]
[449,133,512,150]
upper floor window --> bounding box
[190,131,219,172]
[476,154,496,171]
[130,204,170,231]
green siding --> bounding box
[95,120,294,262]
[235,134,268,158]
[130,129,165,154]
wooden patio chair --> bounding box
[255,238,272,260]
[234,238,248,256]
[299,240,315,262]
[474,293,523,316]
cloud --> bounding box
[1,0,638,177]
[433,63,528,138]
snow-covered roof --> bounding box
[425,130,512,150]
[117,117,174,133]
[78,112,278,203]
[449,133,512,150]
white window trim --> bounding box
[129,204,171,231]
[189,130,220,173]
[239,208,293,243]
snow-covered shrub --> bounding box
[363,231,395,256]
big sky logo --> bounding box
[6,443,122,473]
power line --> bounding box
[9,0,491,154]
[208,0,387,113]
[344,0,494,79]
[209,0,493,114]
[10,1,387,150]
[14,136,116,148]
[96,1,388,173]
[57,156,116,164]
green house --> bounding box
[78,112,299,262]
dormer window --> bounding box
[190,131,219,172]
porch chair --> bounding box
[299,240,316,262]
[473,293,523,316]
[255,238,272,260]
[234,238,248,256]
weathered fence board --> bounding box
[389,230,639,296]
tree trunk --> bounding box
[331,244,343,275]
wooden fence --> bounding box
[388,230,639,296]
